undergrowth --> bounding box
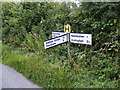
[2,44,119,88]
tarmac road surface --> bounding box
[0,63,42,89]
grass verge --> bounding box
[2,44,119,88]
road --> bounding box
[0,63,42,89]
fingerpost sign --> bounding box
[44,24,92,50]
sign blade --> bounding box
[70,33,92,45]
[52,32,65,38]
[44,34,68,49]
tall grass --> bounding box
[2,44,119,88]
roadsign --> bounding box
[44,34,68,49]
[64,24,71,33]
[52,32,65,38]
[70,33,92,45]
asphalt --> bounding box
[0,63,42,89]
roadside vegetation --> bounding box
[2,2,120,88]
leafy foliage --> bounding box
[2,2,120,88]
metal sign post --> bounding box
[44,24,92,70]
[64,24,71,58]
[67,33,71,58]
[44,24,92,58]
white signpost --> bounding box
[52,32,65,38]
[44,24,92,49]
[43,24,92,69]
[44,34,68,49]
[70,33,92,45]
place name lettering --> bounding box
[71,35,84,38]
[71,39,83,42]
[46,43,56,47]
[46,40,53,44]
[53,33,60,35]
[54,38,60,42]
